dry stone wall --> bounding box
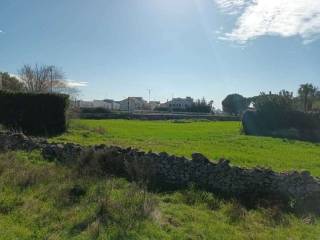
[1,132,320,214]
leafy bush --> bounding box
[242,93,320,141]
[188,99,213,113]
[0,90,69,136]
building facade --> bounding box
[119,97,148,112]
[76,99,120,110]
[168,97,194,110]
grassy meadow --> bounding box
[52,119,320,176]
[0,151,320,240]
[2,119,320,239]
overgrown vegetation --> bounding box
[223,83,320,116]
[243,92,320,142]
[0,151,319,239]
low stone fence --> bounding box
[80,112,240,121]
[1,132,319,215]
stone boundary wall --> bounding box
[0,132,319,215]
[80,112,240,121]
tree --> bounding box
[254,92,293,115]
[188,98,213,113]
[298,83,318,112]
[222,94,249,115]
[18,64,65,93]
[0,72,24,92]
[279,89,293,99]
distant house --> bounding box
[77,99,120,111]
[148,101,161,110]
[103,99,120,110]
[77,100,94,108]
[93,100,110,109]
[119,97,147,112]
[168,97,194,110]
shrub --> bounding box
[0,90,69,136]
[242,110,320,141]
[243,92,320,141]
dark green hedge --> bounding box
[0,91,69,136]
[242,110,320,142]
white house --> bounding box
[119,97,147,112]
[104,99,120,110]
[77,100,94,108]
[168,97,194,110]
[148,101,161,110]
[93,100,110,109]
[77,99,120,111]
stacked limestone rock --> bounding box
[0,132,319,214]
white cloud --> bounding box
[215,0,320,44]
[65,81,88,87]
[9,73,21,80]
[215,0,250,14]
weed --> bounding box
[224,201,247,224]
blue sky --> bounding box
[1,0,320,108]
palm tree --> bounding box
[298,83,318,112]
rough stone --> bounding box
[0,131,320,215]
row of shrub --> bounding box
[242,93,320,142]
[242,110,320,142]
[0,90,69,136]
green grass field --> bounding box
[2,119,320,239]
[52,119,320,176]
[0,151,319,240]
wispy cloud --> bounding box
[215,0,320,44]
[215,0,250,15]
[66,80,88,87]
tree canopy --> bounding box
[298,83,318,112]
[222,94,249,115]
[0,72,24,92]
[18,64,65,93]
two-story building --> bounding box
[76,99,120,111]
[103,99,120,110]
[148,101,161,110]
[119,97,148,112]
[168,97,194,110]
